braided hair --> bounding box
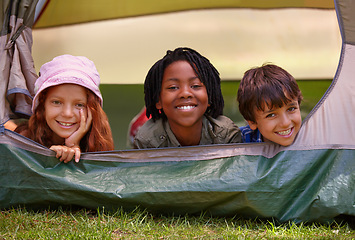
[144,47,224,120]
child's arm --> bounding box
[65,108,93,148]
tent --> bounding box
[31,0,340,84]
[0,0,354,223]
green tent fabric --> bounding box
[33,0,334,29]
[0,0,354,223]
[1,130,354,223]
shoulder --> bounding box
[133,118,168,148]
[240,125,263,143]
[136,118,164,135]
[211,115,236,126]
[14,121,30,136]
[205,115,242,143]
[207,115,239,131]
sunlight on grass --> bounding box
[1,207,354,239]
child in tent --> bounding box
[237,64,302,146]
[133,47,242,148]
[15,55,114,162]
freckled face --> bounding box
[248,100,302,146]
[156,61,209,133]
[44,84,88,144]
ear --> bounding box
[156,99,162,110]
[246,120,258,130]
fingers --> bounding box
[80,109,86,130]
[80,108,92,131]
[73,147,81,163]
[50,145,63,158]
[61,148,75,163]
[50,145,81,163]
[65,108,92,148]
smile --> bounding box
[277,128,293,136]
[57,121,75,127]
[177,105,196,110]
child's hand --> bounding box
[50,145,81,163]
[65,108,93,148]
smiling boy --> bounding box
[237,64,303,146]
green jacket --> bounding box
[133,115,242,149]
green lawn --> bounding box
[101,80,332,150]
[1,208,354,239]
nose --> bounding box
[279,113,292,127]
[179,85,193,99]
[62,104,74,117]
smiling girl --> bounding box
[133,47,242,148]
[15,55,114,162]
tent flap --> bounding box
[0,0,38,125]
[1,130,354,223]
[34,0,334,29]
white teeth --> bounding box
[278,129,291,135]
[177,106,195,110]
[59,122,74,126]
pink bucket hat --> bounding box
[32,54,103,113]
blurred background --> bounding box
[99,80,332,149]
[32,1,341,149]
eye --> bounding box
[191,84,202,89]
[52,100,61,105]
[76,103,86,108]
[266,113,276,118]
[288,106,297,112]
[167,86,178,90]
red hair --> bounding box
[82,92,114,151]
[16,88,114,152]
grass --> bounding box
[1,207,354,239]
